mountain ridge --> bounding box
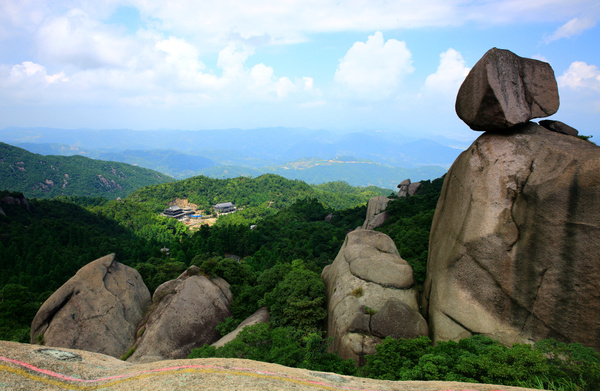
[0,142,174,199]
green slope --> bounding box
[0,142,174,199]
[128,173,391,213]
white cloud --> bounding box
[545,16,597,43]
[424,48,470,95]
[334,31,413,99]
[2,1,598,49]
[6,61,67,84]
[558,61,600,91]
[125,0,599,45]
[37,8,138,69]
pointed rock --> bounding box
[361,196,390,230]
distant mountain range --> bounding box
[1,127,465,188]
[0,143,173,199]
[199,158,446,189]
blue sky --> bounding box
[0,0,599,142]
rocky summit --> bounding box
[423,122,600,349]
[456,48,559,131]
[0,340,539,391]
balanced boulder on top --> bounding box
[456,48,559,131]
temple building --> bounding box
[213,202,236,214]
[162,205,194,220]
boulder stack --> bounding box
[425,47,600,350]
[397,179,421,197]
[30,254,151,358]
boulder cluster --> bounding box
[30,256,246,362]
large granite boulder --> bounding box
[423,122,600,349]
[212,307,270,348]
[456,48,559,131]
[361,196,390,230]
[127,266,232,363]
[322,230,428,365]
[30,254,151,358]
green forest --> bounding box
[0,173,598,391]
[0,142,173,199]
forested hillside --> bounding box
[1,175,598,390]
[0,175,387,342]
[0,142,173,199]
[128,173,391,217]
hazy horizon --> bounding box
[1,1,599,141]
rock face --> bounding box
[361,196,390,230]
[322,230,428,364]
[456,48,559,131]
[212,307,270,348]
[30,254,151,358]
[423,122,600,349]
[127,266,232,363]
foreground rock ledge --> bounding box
[0,341,540,391]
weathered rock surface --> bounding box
[322,230,427,364]
[423,122,600,349]
[127,266,232,363]
[539,120,578,136]
[212,307,270,348]
[30,254,151,358]
[456,48,559,131]
[0,340,541,391]
[361,196,390,230]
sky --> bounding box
[0,0,599,142]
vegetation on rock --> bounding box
[1,172,598,390]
